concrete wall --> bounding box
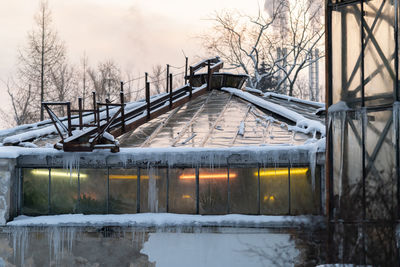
[0,158,16,225]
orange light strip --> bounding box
[179,173,237,180]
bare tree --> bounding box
[271,0,324,96]
[49,62,76,116]
[4,79,35,126]
[17,0,66,120]
[80,52,89,107]
[203,0,324,97]
[88,60,121,102]
[202,5,283,89]
[150,65,165,94]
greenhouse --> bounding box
[0,60,326,222]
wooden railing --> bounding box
[41,56,224,152]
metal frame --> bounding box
[326,0,400,221]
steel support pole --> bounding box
[137,167,141,213]
[394,0,400,221]
[184,57,188,84]
[78,98,83,130]
[146,82,151,120]
[227,165,230,214]
[361,0,367,222]
[48,168,51,214]
[166,64,170,93]
[196,167,199,214]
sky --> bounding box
[0,0,264,128]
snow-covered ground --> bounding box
[8,213,323,227]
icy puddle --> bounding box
[0,221,397,266]
[141,228,299,267]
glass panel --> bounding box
[331,4,362,107]
[79,169,107,214]
[260,167,289,215]
[140,168,167,213]
[365,110,396,220]
[199,168,228,214]
[364,1,395,106]
[178,90,230,147]
[229,168,258,214]
[109,169,137,214]
[50,169,78,214]
[332,110,363,220]
[148,94,209,148]
[22,168,49,215]
[290,167,320,215]
[169,168,196,214]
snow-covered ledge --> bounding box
[0,158,17,225]
[0,142,326,169]
[7,214,324,228]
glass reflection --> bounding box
[109,169,137,214]
[260,167,289,215]
[50,169,78,214]
[229,168,258,214]
[79,169,107,214]
[199,168,228,214]
[169,168,196,214]
[22,168,49,215]
[290,167,320,215]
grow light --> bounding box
[109,175,151,180]
[31,169,87,179]
[179,172,237,180]
[254,168,308,177]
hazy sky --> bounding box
[0,0,264,128]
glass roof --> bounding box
[118,90,312,148]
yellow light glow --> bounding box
[263,195,275,202]
[109,175,151,180]
[182,194,192,199]
[179,172,237,180]
[31,169,87,179]
[254,168,308,177]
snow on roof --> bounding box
[222,88,325,137]
[0,88,325,149]
[263,91,325,109]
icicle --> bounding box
[11,227,28,266]
[148,167,158,212]
[46,226,78,266]
[309,145,317,192]
[393,102,399,145]
[62,153,80,182]
[361,107,368,143]
[338,110,347,203]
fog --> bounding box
[0,0,261,128]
